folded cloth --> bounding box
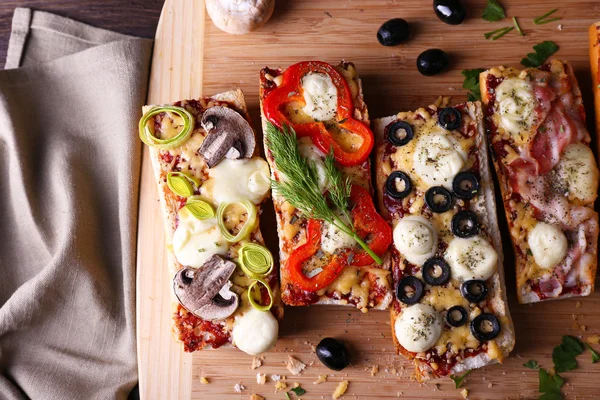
[0,8,152,400]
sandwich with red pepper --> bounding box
[259,61,393,310]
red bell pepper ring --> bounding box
[284,185,392,292]
[263,61,374,167]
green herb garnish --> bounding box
[450,370,472,388]
[553,335,584,372]
[289,386,307,396]
[485,26,514,40]
[461,68,485,101]
[513,17,524,36]
[323,149,353,227]
[197,248,206,253]
[521,41,559,68]
[585,343,600,363]
[483,0,506,21]
[539,368,564,400]
[523,360,540,369]
[534,9,560,25]
[284,392,291,400]
[265,123,382,264]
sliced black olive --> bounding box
[377,18,411,46]
[396,276,424,305]
[461,280,488,303]
[434,0,466,25]
[387,121,414,146]
[446,306,468,327]
[425,186,453,213]
[316,337,350,371]
[451,210,480,238]
[416,49,449,76]
[470,313,501,341]
[438,107,462,131]
[453,172,480,200]
[422,257,451,286]
[385,171,412,199]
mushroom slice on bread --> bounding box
[205,0,275,35]
[173,255,239,320]
[199,106,256,167]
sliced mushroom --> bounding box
[173,255,239,321]
[199,106,256,168]
[205,0,275,35]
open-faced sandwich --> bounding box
[373,98,515,380]
[480,60,599,304]
[138,89,283,355]
[259,61,393,310]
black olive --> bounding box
[451,210,479,238]
[425,186,453,213]
[470,313,501,341]
[461,280,488,303]
[416,49,449,76]
[385,171,412,199]
[438,107,462,131]
[377,18,411,46]
[316,338,350,371]
[422,257,451,286]
[434,0,466,25]
[387,121,414,146]
[453,172,480,200]
[446,305,468,327]
[396,276,424,305]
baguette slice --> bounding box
[374,99,514,381]
[480,61,599,304]
[142,89,283,353]
[591,22,600,155]
[259,61,393,310]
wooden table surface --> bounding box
[0,0,164,65]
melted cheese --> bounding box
[446,236,498,281]
[301,73,337,121]
[393,216,438,266]
[172,207,229,268]
[298,141,329,191]
[424,284,469,312]
[494,77,535,144]
[413,133,467,189]
[326,266,370,309]
[232,308,278,355]
[555,143,599,204]
[527,222,568,269]
[394,304,443,353]
[321,216,356,254]
[201,157,270,205]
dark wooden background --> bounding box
[0,1,165,65]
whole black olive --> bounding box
[422,257,451,286]
[387,120,414,146]
[461,280,488,303]
[396,276,424,305]
[453,172,480,200]
[425,186,453,213]
[385,171,412,199]
[434,0,466,25]
[451,210,480,238]
[417,49,449,76]
[446,305,468,327]
[470,313,501,341]
[377,18,411,46]
[316,338,350,371]
[438,107,462,131]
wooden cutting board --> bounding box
[136,1,600,399]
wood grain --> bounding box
[138,1,600,399]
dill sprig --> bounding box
[265,122,381,264]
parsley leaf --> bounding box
[553,335,584,372]
[461,69,485,101]
[483,0,506,21]
[521,41,559,68]
[586,343,600,363]
[289,387,307,396]
[523,360,540,370]
[450,370,472,389]
[539,368,564,398]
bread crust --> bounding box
[591,22,600,156]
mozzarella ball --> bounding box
[232,308,279,355]
[527,222,568,269]
[446,236,498,281]
[394,304,443,353]
[393,216,438,266]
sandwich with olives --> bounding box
[373,99,515,380]
[138,90,282,355]
[480,60,599,304]
[259,61,393,310]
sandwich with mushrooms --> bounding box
[139,90,282,354]
[373,98,515,380]
[259,61,393,310]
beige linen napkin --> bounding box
[0,8,152,400]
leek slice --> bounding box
[167,172,199,197]
[184,197,215,220]
[248,278,274,311]
[139,106,195,149]
[239,243,273,278]
[217,201,257,243]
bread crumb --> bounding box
[275,381,287,391]
[271,374,283,382]
[234,383,245,393]
[256,373,266,385]
[558,24,563,30]
[287,355,306,375]
[251,356,264,370]
[460,388,468,399]
[360,307,368,313]
[332,380,349,399]
[581,325,588,332]
[576,301,582,309]
[370,365,379,377]
[587,335,600,344]
[390,368,397,375]
[200,377,209,384]
[488,383,493,388]
[250,395,264,400]
[314,375,328,384]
